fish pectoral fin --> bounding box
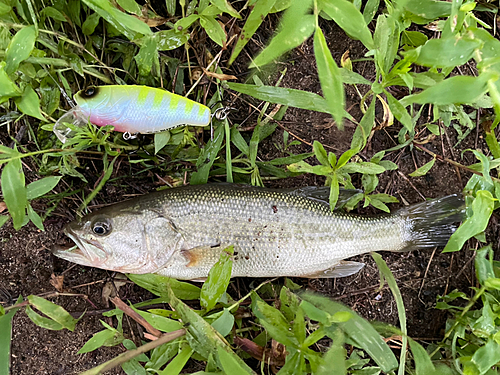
[303,261,365,278]
[181,244,227,268]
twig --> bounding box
[78,329,186,375]
[414,143,500,182]
[111,296,162,338]
[397,171,426,201]
[418,247,437,302]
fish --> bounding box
[52,184,464,280]
[73,85,211,134]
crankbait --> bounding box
[53,85,225,143]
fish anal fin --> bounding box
[303,261,365,278]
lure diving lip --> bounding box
[53,85,212,143]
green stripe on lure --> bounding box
[74,85,211,134]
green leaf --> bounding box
[200,16,226,47]
[227,82,351,116]
[41,6,67,22]
[253,300,298,348]
[409,158,436,177]
[0,62,21,97]
[5,25,37,75]
[351,99,375,150]
[251,0,315,67]
[300,293,398,372]
[314,27,345,128]
[340,68,372,85]
[404,75,490,106]
[27,295,78,331]
[82,0,152,40]
[0,215,9,228]
[0,297,22,375]
[444,190,494,252]
[210,0,241,18]
[362,0,379,24]
[155,131,171,154]
[371,253,407,375]
[313,141,329,166]
[229,0,276,64]
[401,31,428,47]
[25,305,63,330]
[167,287,255,374]
[217,346,252,374]
[128,274,201,300]
[134,36,158,76]
[374,14,398,75]
[116,0,141,15]
[159,346,193,375]
[0,2,11,15]
[133,308,183,333]
[26,176,61,200]
[153,30,190,51]
[404,0,451,20]
[318,0,374,49]
[408,339,436,375]
[201,245,234,311]
[191,123,225,185]
[316,328,346,375]
[341,162,386,174]
[475,246,495,285]
[471,339,500,375]
[1,160,27,230]
[329,173,340,209]
[27,204,44,231]
[385,90,413,131]
[78,327,123,353]
[412,37,482,68]
[211,308,234,337]
[15,85,45,121]
[40,77,60,116]
[82,12,101,35]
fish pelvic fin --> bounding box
[396,195,465,251]
[302,261,365,278]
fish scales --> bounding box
[157,186,405,279]
[53,184,464,280]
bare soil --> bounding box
[0,16,492,375]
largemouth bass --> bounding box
[52,184,464,280]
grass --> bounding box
[1,0,500,374]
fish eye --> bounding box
[92,221,111,236]
[83,86,97,97]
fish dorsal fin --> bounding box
[303,261,365,278]
[285,186,363,209]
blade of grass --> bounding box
[371,252,407,375]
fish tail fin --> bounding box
[395,195,465,252]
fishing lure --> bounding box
[53,85,218,143]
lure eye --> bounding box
[83,87,97,97]
[92,221,111,236]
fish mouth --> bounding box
[52,226,108,267]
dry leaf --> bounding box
[0,201,7,213]
[101,274,128,306]
[50,274,64,292]
[203,70,237,81]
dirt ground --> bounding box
[0,16,492,375]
